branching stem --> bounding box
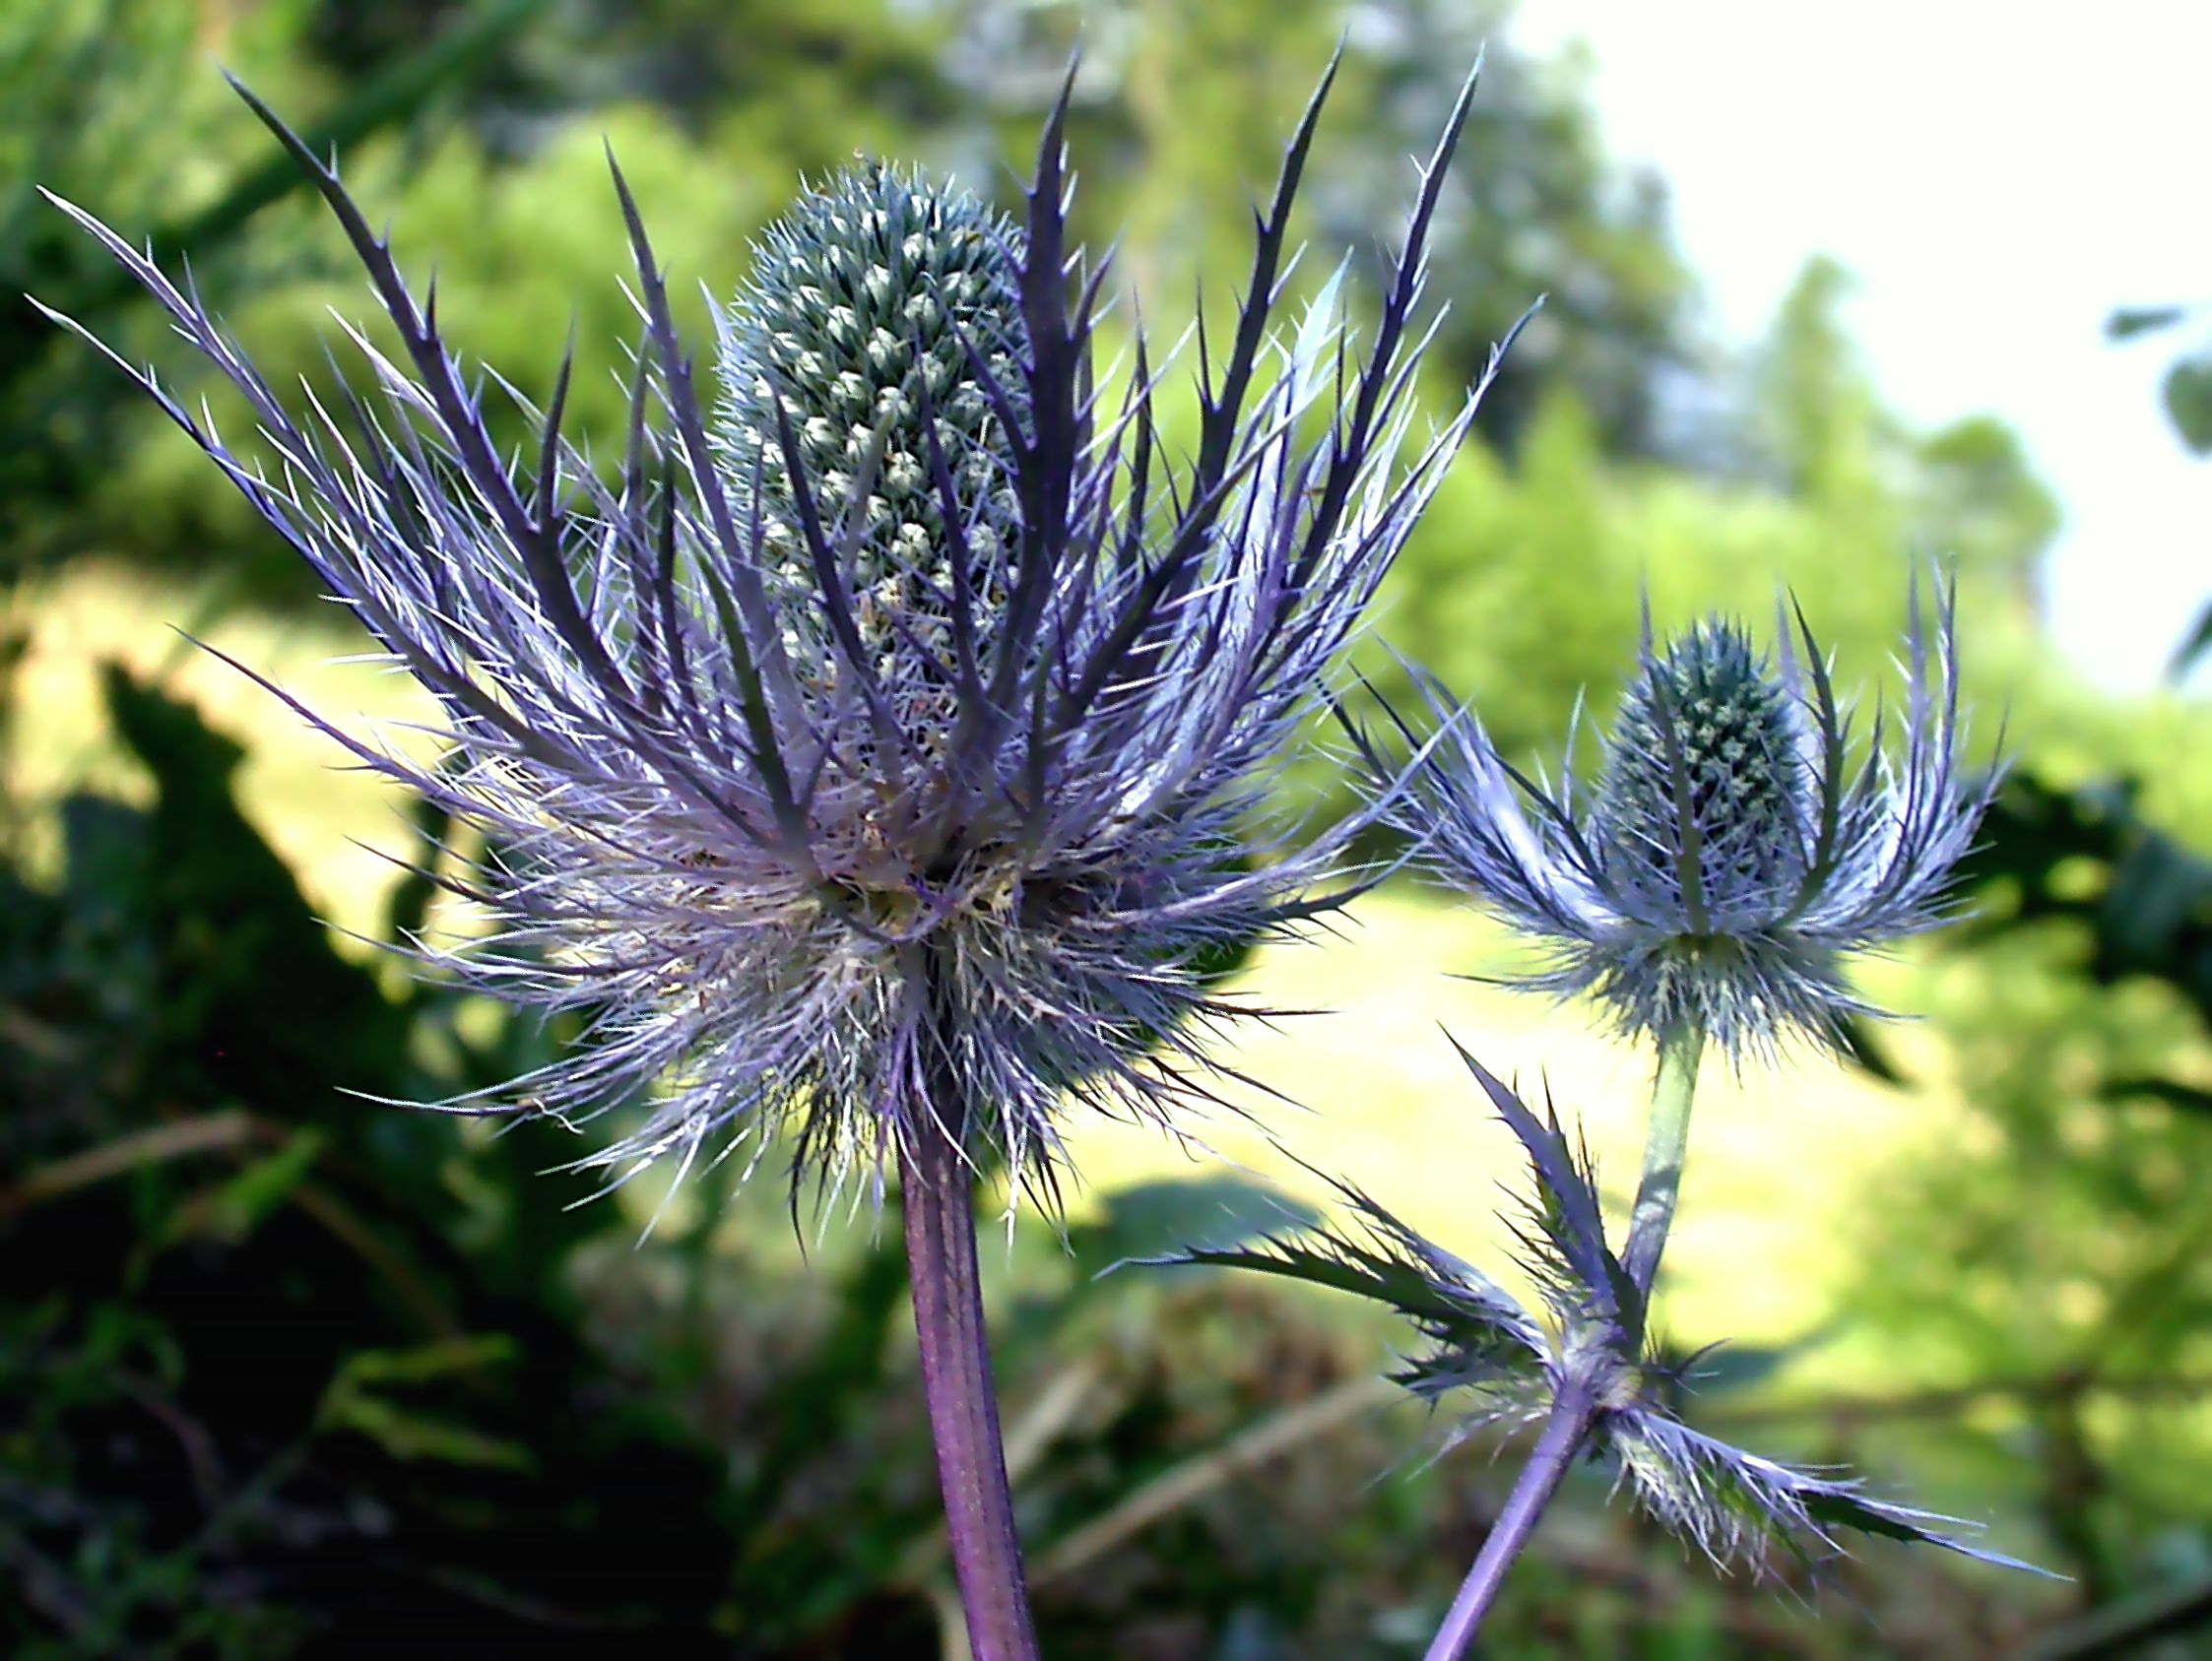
[1423,1385,1596,1660]
[1423,1020,1707,1654]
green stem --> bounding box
[1622,1019,1705,1293]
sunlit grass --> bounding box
[7,561,441,928]
[1060,888,1955,1366]
[11,560,1968,1390]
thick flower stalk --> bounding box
[1395,586,1996,1058]
[42,56,1503,1659]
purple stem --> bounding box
[899,1109,1040,1661]
[1423,1387,1594,1661]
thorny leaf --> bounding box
[1607,1407,2058,1580]
[1144,1051,2052,1584]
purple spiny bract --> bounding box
[40,60,1509,1208]
[1151,1047,2050,1581]
[1392,585,1996,1056]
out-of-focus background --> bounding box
[4,1,2208,1655]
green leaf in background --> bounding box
[157,1128,323,1248]
[1066,1177,1317,1282]
[1672,1331,1825,1398]
[316,1335,534,1471]
[2105,305,2187,340]
[2161,354,2212,454]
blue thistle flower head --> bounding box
[39,60,1512,1207]
[1392,585,1997,1056]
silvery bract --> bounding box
[39,63,1503,1203]
[1393,587,1993,1054]
[1151,1046,2049,1580]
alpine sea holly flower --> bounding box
[1158,591,2012,1656]
[36,56,1494,1204]
[1394,584,1995,1061]
[41,55,1503,1660]
[1150,1044,2049,1661]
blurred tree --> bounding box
[297,0,963,160]
[1834,773,2212,1627]
[1910,415,2060,612]
[0,0,551,583]
[11,0,2062,660]
[91,100,767,601]
[1738,258,2054,602]
[1814,277,2212,1648]
[1320,0,1696,460]
[1743,255,1881,502]
[925,0,1698,458]
[1362,388,1640,762]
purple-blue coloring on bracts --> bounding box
[38,57,1517,1209]
[1386,587,1996,1057]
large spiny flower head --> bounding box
[1394,584,1995,1055]
[41,62,1505,1205]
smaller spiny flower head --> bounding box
[1389,583,1997,1055]
[40,60,1512,1207]
[711,161,1026,696]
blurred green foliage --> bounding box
[3,0,2208,1655]
[0,665,751,1652]
[1830,775,2212,1649]
[2103,297,2212,676]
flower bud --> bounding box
[1395,589,1993,1055]
[714,161,1026,686]
[1599,621,1804,895]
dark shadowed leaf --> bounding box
[1959,773,2212,1019]
[1839,1014,1905,1084]
[2101,1077,2212,1117]
[2172,602,2212,680]
[1068,1176,1316,1280]
[1675,1336,1815,1397]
